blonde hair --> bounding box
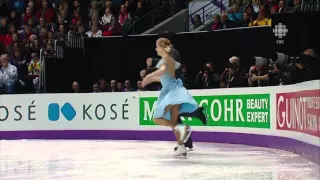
[157,38,173,53]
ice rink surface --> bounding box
[0,140,319,180]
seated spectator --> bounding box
[239,12,251,27]
[212,15,221,31]
[122,12,134,35]
[181,64,190,89]
[92,82,100,93]
[10,50,23,66]
[110,79,118,92]
[47,31,54,42]
[119,4,129,25]
[23,7,34,26]
[287,0,301,13]
[7,33,24,56]
[99,79,109,92]
[245,4,257,20]
[35,18,47,34]
[90,1,99,18]
[56,24,66,40]
[270,0,280,11]
[100,7,113,26]
[72,81,83,93]
[36,1,55,23]
[219,13,236,29]
[59,0,68,11]
[27,1,35,10]
[28,53,40,92]
[228,5,243,25]
[105,0,113,10]
[136,81,144,91]
[20,25,33,44]
[89,12,100,29]
[134,1,146,19]
[0,54,18,94]
[28,53,40,76]
[73,0,80,12]
[71,10,81,26]
[124,0,135,14]
[102,17,122,36]
[258,4,270,18]
[270,7,278,15]
[77,25,88,38]
[44,39,54,55]
[4,25,16,48]
[278,1,288,13]
[124,80,134,91]
[117,81,124,91]
[0,17,9,35]
[86,24,102,37]
[249,10,271,26]
[9,12,20,30]
[193,14,202,29]
[28,38,41,56]
[252,0,263,13]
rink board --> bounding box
[0,80,319,164]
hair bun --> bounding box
[164,44,173,53]
[164,46,171,53]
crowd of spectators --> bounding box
[192,0,302,30]
[0,0,182,94]
[0,0,318,94]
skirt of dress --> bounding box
[152,79,198,121]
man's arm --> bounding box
[144,67,157,77]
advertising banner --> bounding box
[140,94,270,129]
[0,93,138,130]
[276,89,320,137]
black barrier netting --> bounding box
[46,27,275,93]
[272,12,320,55]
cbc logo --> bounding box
[273,23,288,44]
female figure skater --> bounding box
[141,38,202,156]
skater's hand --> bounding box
[141,77,149,88]
[250,75,258,81]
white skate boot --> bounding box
[173,144,187,156]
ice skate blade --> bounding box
[174,153,187,159]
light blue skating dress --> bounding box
[153,59,198,121]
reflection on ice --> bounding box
[0,140,319,180]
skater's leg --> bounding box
[170,105,179,125]
[180,107,207,125]
[174,115,193,150]
[154,105,175,127]
[170,105,180,144]
[184,136,193,149]
[168,104,187,145]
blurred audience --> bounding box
[0,54,18,94]
[206,0,305,31]
[220,56,248,88]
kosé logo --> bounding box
[273,23,288,44]
[48,103,76,121]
